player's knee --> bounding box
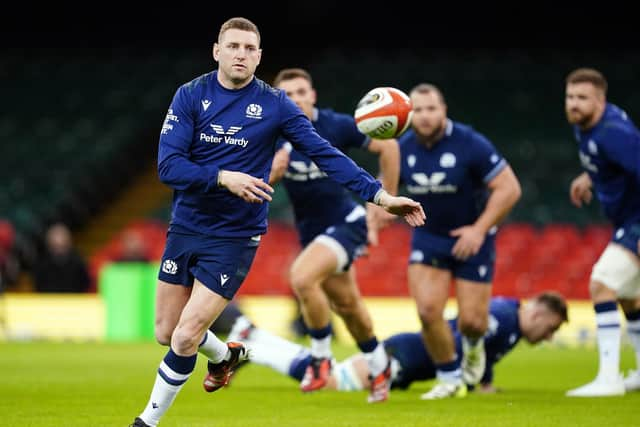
[589,280,616,300]
[417,303,443,325]
[170,326,201,354]
[458,316,487,337]
[289,269,314,295]
[154,322,173,346]
[155,330,172,346]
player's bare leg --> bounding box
[290,241,337,392]
[323,267,391,402]
[456,279,491,386]
[409,264,466,399]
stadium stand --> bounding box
[89,220,611,300]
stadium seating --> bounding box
[0,49,210,268]
[90,220,613,300]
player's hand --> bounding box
[366,202,396,246]
[569,172,593,207]
[268,147,290,184]
[377,192,426,227]
[450,225,485,260]
[218,170,274,203]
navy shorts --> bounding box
[158,231,260,299]
[300,209,368,272]
[612,221,640,255]
[409,230,496,283]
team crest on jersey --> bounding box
[246,103,263,119]
[439,152,456,168]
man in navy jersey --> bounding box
[394,83,522,399]
[268,68,400,402]
[564,68,640,397]
[129,17,425,427]
[227,292,567,394]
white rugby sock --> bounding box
[198,330,229,363]
[139,349,196,426]
[625,318,640,369]
[364,343,388,377]
[595,302,621,381]
[247,327,309,374]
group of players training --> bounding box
[128,16,640,427]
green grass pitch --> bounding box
[1,341,638,426]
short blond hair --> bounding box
[218,17,260,45]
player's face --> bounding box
[565,82,604,127]
[277,77,316,118]
[525,306,564,344]
[410,91,447,139]
[213,29,262,88]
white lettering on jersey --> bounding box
[579,151,598,172]
[200,133,249,148]
[407,172,457,194]
[285,161,328,181]
[161,109,180,135]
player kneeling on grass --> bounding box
[228,292,567,397]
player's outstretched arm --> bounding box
[375,190,426,227]
[218,170,274,203]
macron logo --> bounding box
[202,99,211,111]
[220,274,230,286]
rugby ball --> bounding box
[354,87,413,139]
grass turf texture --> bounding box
[1,341,638,426]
